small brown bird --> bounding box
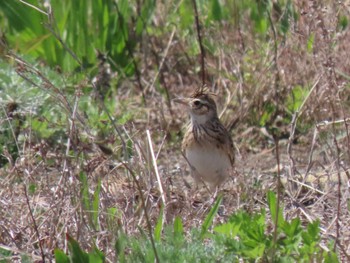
[174,92,234,190]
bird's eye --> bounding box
[193,100,201,106]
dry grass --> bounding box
[1,1,350,262]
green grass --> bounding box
[54,192,338,262]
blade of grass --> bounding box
[154,204,164,242]
[79,172,90,212]
[173,216,184,239]
[267,190,284,229]
[92,178,101,230]
[200,194,222,239]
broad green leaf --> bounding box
[88,247,105,263]
[286,85,309,113]
[54,251,70,263]
[179,0,194,30]
[214,221,240,238]
[211,0,222,21]
[54,249,70,263]
[324,243,339,263]
[283,217,301,237]
[241,243,265,258]
[66,234,89,263]
[302,220,320,245]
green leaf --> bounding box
[214,221,240,238]
[172,216,184,248]
[54,249,70,263]
[179,0,194,30]
[115,231,128,263]
[302,220,320,245]
[92,179,101,230]
[286,85,309,113]
[79,172,90,211]
[135,17,144,36]
[66,234,89,263]
[338,15,348,31]
[211,0,222,21]
[242,243,265,258]
[88,247,105,263]
[173,216,184,239]
[28,183,37,195]
[117,112,133,125]
[259,102,275,126]
[307,33,315,53]
[200,194,222,239]
[267,191,285,228]
[136,0,155,35]
[250,2,269,34]
[283,217,301,237]
[0,246,12,259]
[154,205,164,242]
[324,242,339,263]
[280,0,294,34]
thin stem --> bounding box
[24,186,46,262]
[122,163,160,263]
[192,0,206,86]
[273,136,282,257]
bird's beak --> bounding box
[172,97,191,106]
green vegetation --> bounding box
[54,193,338,262]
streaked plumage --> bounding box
[175,93,234,189]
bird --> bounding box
[174,92,235,190]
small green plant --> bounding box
[0,58,74,166]
[54,193,338,262]
[54,234,104,263]
[79,172,101,231]
[214,191,339,262]
[0,247,12,262]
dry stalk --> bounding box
[56,93,80,196]
[272,136,282,259]
[287,76,321,198]
[331,126,343,253]
[122,163,160,263]
[1,105,21,160]
[146,130,167,207]
[191,0,206,86]
[23,186,46,262]
[19,0,47,15]
[149,26,176,94]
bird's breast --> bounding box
[185,143,231,183]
